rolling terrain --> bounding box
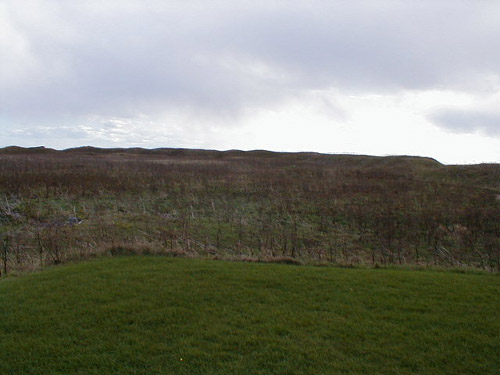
[0,146,499,273]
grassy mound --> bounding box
[0,257,498,374]
[2,147,499,272]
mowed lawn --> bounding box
[0,257,498,375]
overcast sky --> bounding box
[1,0,499,164]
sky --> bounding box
[1,0,499,164]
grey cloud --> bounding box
[429,109,500,137]
[1,0,500,125]
[198,1,500,89]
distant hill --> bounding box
[0,145,442,164]
[1,145,498,191]
[0,146,57,154]
[0,145,498,272]
[0,146,497,191]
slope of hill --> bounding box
[0,146,498,273]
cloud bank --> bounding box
[430,109,500,137]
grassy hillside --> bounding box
[1,257,498,374]
[0,147,499,274]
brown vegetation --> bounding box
[0,146,499,274]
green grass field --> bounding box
[1,257,498,374]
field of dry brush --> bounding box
[1,146,499,274]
